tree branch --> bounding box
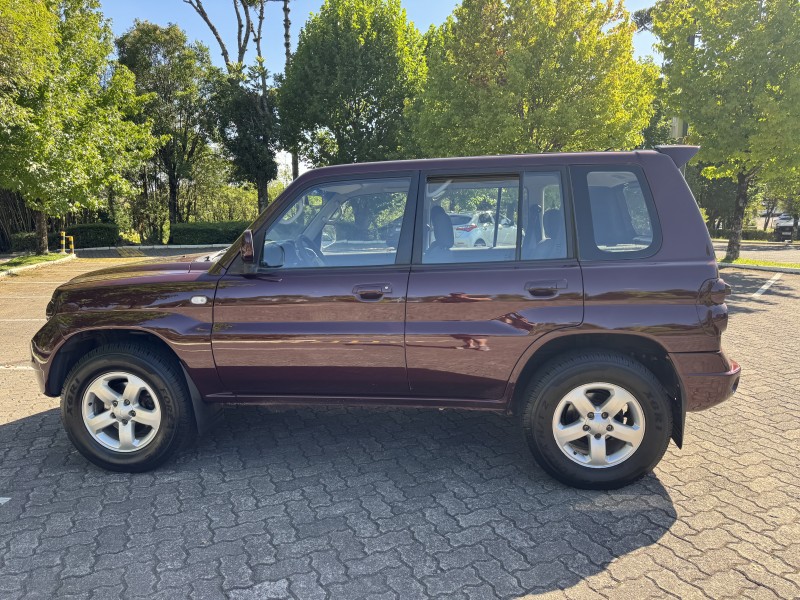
[183,0,232,69]
[238,0,252,65]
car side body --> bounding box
[31,148,740,486]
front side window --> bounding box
[262,177,411,269]
[421,176,519,264]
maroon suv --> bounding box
[31,147,740,489]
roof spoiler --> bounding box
[654,145,700,169]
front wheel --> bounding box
[520,351,672,489]
[61,343,194,472]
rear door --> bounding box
[405,169,584,401]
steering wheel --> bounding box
[296,235,325,267]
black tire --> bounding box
[474,239,486,247]
[61,342,195,472]
[520,351,672,490]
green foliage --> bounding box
[411,0,657,157]
[65,223,119,248]
[10,223,119,250]
[208,68,280,211]
[169,221,249,245]
[116,21,214,224]
[0,0,158,253]
[280,0,426,166]
[653,0,800,259]
[0,0,57,127]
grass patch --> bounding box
[0,253,70,273]
[720,257,800,269]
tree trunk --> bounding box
[257,178,269,213]
[35,210,49,255]
[724,172,749,262]
[168,172,179,225]
[291,151,299,180]
[794,216,799,242]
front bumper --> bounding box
[671,350,741,412]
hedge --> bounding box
[67,223,119,248]
[169,221,249,245]
[710,229,776,241]
[9,223,119,252]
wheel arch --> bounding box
[508,332,685,447]
[48,329,219,434]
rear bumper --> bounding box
[670,350,741,412]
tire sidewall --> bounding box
[61,351,183,471]
[525,359,671,488]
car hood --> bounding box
[63,253,214,287]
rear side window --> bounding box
[571,166,661,260]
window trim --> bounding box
[243,171,419,274]
[569,164,662,262]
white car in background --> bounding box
[450,212,517,248]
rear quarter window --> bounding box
[570,165,661,260]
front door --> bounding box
[212,175,416,398]
[405,170,584,401]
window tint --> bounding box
[586,171,654,254]
[421,176,519,264]
[263,177,411,269]
[520,172,568,260]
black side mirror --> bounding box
[241,229,255,263]
[262,241,285,268]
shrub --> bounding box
[67,223,119,248]
[10,232,60,252]
[169,221,249,245]
[709,229,775,241]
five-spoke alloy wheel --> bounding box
[521,351,672,489]
[62,343,194,472]
[81,371,163,453]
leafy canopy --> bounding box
[280,0,426,166]
[0,0,158,217]
[653,0,800,183]
[411,0,657,157]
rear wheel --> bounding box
[61,343,194,472]
[520,351,672,489]
[474,239,486,247]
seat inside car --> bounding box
[426,205,454,262]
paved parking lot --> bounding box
[0,259,798,599]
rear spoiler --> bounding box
[654,145,700,169]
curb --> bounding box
[712,239,799,247]
[0,253,77,278]
[74,243,229,251]
[719,263,800,275]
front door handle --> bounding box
[353,283,392,301]
[525,279,568,299]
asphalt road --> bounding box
[0,259,798,599]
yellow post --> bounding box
[67,235,74,254]
[60,231,66,254]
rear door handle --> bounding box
[353,283,392,301]
[525,279,568,298]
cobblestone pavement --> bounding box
[713,241,800,263]
[0,259,798,599]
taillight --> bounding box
[697,277,730,336]
[456,224,477,232]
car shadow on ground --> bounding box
[1,405,676,599]
[721,270,795,316]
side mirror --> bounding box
[241,229,255,263]
[262,241,285,268]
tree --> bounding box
[183,0,280,211]
[0,0,57,128]
[280,0,426,166]
[411,0,657,158]
[0,0,157,253]
[116,21,214,225]
[653,0,800,260]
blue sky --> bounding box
[100,0,659,76]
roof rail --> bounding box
[654,145,700,169]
